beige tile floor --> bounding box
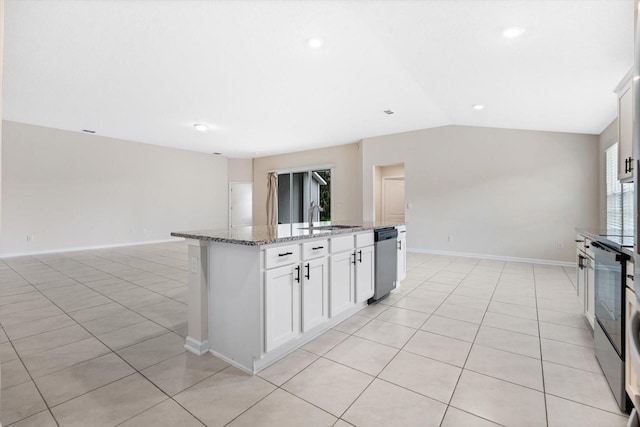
[0,242,631,426]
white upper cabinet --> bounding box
[616,69,634,182]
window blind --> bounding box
[605,144,623,233]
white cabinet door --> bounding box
[301,257,329,332]
[355,245,375,303]
[618,82,633,181]
[264,264,300,352]
[576,250,586,304]
[626,287,639,400]
[585,256,595,329]
[397,231,407,282]
[330,251,355,317]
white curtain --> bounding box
[266,172,278,226]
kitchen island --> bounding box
[171,222,406,374]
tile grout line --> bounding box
[438,258,507,427]
[0,247,209,427]
[533,265,551,427]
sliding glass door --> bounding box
[277,169,331,225]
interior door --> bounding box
[230,182,253,227]
[382,178,405,223]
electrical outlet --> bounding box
[448,235,454,243]
[26,234,34,242]
[190,257,198,274]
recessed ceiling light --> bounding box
[472,104,485,110]
[502,27,525,38]
[193,124,208,132]
[384,110,394,115]
[308,38,324,48]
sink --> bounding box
[298,225,359,231]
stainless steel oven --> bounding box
[593,240,628,411]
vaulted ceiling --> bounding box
[4,0,634,157]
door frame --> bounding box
[229,181,253,228]
[381,176,405,223]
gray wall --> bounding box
[362,125,600,263]
[0,121,228,256]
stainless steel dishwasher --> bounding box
[369,227,398,303]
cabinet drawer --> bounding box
[264,244,300,269]
[302,239,329,260]
[355,232,374,248]
[330,235,354,254]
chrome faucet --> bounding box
[308,201,324,228]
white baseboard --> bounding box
[184,337,210,356]
[0,237,185,259]
[407,247,574,268]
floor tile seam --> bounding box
[536,335,594,350]
[541,359,607,378]
[98,326,173,353]
[476,322,540,338]
[445,403,510,427]
[339,327,409,353]
[367,315,427,330]
[113,393,207,427]
[43,371,141,411]
[461,365,545,393]
[470,342,543,363]
[448,263,506,410]
[0,322,63,426]
[4,258,183,405]
[0,292,47,307]
[9,326,98,358]
[141,361,230,403]
[532,263,551,427]
[319,347,400,379]
[538,318,593,331]
[371,375,454,408]
[0,313,76,341]
[113,330,183,356]
[231,386,337,427]
[3,410,59,427]
[479,323,546,343]
[543,391,630,418]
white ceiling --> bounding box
[4,0,634,158]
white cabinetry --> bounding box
[576,235,595,329]
[264,263,300,352]
[626,278,639,404]
[301,256,329,332]
[616,70,634,182]
[396,225,407,283]
[330,250,356,317]
[195,225,406,374]
[355,244,374,303]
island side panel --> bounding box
[185,239,210,354]
[208,241,262,373]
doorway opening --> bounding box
[373,163,405,223]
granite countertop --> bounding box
[172,221,405,246]
[575,228,635,256]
